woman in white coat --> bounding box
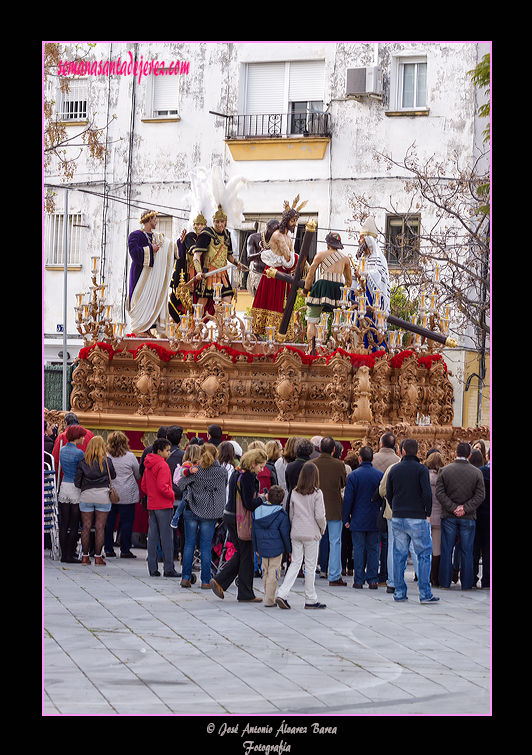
[104,431,141,558]
[275,461,327,610]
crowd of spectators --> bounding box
[45,415,490,605]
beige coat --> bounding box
[378,460,401,519]
[289,489,327,541]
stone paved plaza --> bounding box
[43,550,491,718]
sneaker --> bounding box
[329,578,347,586]
[275,596,291,609]
[305,602,326,609]
[420,596,440,604]
[164,570,181,578]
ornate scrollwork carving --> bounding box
[397,355,419,423]
[351,365,373,425]
[134,345,162,415]
[325,353,352,423]
[273,350,303,421]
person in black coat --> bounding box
[44,420,57,457]
[386,438,439,603]
[207,424,223,448]
[284,438,314,505]
[165,425,185,497]
[210,448,267,603]
[139,426,169,477]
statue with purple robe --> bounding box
[126,209,177,337]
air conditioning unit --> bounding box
[346,66,383,99]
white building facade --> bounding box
[43,41,490,425]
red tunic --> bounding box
[250,255,298,338]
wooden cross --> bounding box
[277,219,317,341]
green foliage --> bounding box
[390,286,418,324]
[468,52,490,215]
[388,286,418,349]
[468,52,490,144]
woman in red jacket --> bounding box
[141,439,180,578]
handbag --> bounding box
[235,473,252,541]
[106,459,120,504]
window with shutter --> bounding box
[45,213,84,268]
[288,60,325,103]
[152,75,179,116]
[244,60,325,136]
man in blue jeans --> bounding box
[435,442,485,590]
[386,438,439,603]
[313,436,347,586]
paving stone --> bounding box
[43,551,491,717]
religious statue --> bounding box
[126,209,178,337]
[193,205,243,309]
[178,166,248,315]
[352,216,391,351]
[354,216,391,315]
[303,232,352,342]
[168,213,207,322]
[249,197,307,339]
[245,221,278,296]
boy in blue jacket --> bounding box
[252,485,291,607]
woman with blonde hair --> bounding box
[104,431,141,559]
[265,440,280,483]
[74,436,116,565]
[178,443,228,588]
[247,440,266,452]
[210,448,267,602]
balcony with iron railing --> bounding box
[224,110,331,139]
[224,111,332,161]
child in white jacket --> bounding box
[275,461,327,610]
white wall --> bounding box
[44,42,485,368]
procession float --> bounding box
[45,170,489,463]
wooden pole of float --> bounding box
[277,218,317,341]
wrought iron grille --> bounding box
[225,112,331,139]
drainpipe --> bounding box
[62,187,69,411]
